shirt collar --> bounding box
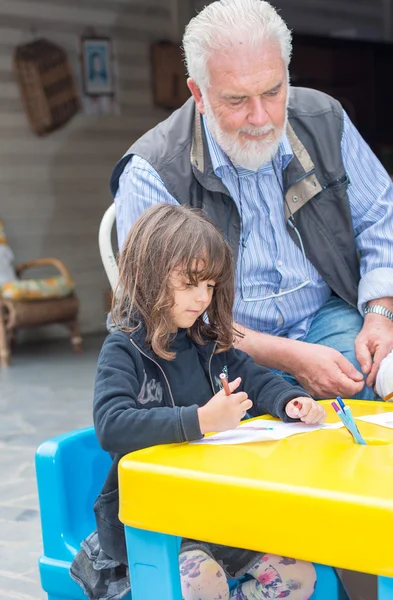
[202,115,293,177]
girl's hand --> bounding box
[285,397,326,425]
[198,377,253,434]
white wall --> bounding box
[0,0,172,338]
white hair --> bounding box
[183,0,292,90]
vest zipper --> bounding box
[129,338,176,408]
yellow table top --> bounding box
[119,400,393,577]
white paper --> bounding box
[191,419,343,445]
[355,412,393,429]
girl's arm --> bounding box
[94,332,202,454]
[226,347,312,422]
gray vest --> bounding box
[111,87,359,306]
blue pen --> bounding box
[343,406,367,445]
[336,397,355,431]
[332,402,356,441]
[346,417,367,445]
[336,397,367,444]
[332,401,367,445]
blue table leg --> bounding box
[312,564,348,600]
[124,526,182,600]
[378,576,393,599]
[124,526,349,600]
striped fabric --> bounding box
[115,110,393,341]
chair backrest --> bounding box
[0,218,16,285]
[98,203,119,292]
[36,427,111,562]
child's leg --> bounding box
[179,549,230,600]
[230,553,316,600]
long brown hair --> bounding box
[112,204,236,359]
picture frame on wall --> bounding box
[81,37,113,96]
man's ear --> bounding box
[187,78,205,114]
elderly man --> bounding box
[110,0,393,401]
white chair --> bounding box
[98,203,119,293]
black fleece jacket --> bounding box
[93,324,310,564]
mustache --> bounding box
[238,124,275,136]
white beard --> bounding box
[203,97,287,171]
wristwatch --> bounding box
[364,304,393,323]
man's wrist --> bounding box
[365,298,393,323]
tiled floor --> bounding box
[0,333,105,600]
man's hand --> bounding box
[294,344,364,399]
[285,397,326,424]
[355,312,393,388]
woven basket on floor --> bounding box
[14,38,80,135]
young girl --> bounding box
[72,204,326,600]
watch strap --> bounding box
[364,304,393,323]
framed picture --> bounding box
[81,37,113,96]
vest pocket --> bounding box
[323,173,349,191]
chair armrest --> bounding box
[16,258,72,281]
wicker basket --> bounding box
[14,38,80,135]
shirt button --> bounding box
[277,315,284,326]
[276,260,283,267]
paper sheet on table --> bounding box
[355,411,393,429]
[191,419,343,445]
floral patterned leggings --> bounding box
[179,550,316,600]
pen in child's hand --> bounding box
[219,373,231,396]
[293,400,302,415]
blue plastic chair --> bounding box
[36,427,119,600]
[36,428,346,600]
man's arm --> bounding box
[234,323,365,399]
[342,112,393,386]
[234,322,302,371]
[115,155,179,251]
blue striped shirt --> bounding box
[115,111,393,340]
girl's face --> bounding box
[169,264,216,330]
